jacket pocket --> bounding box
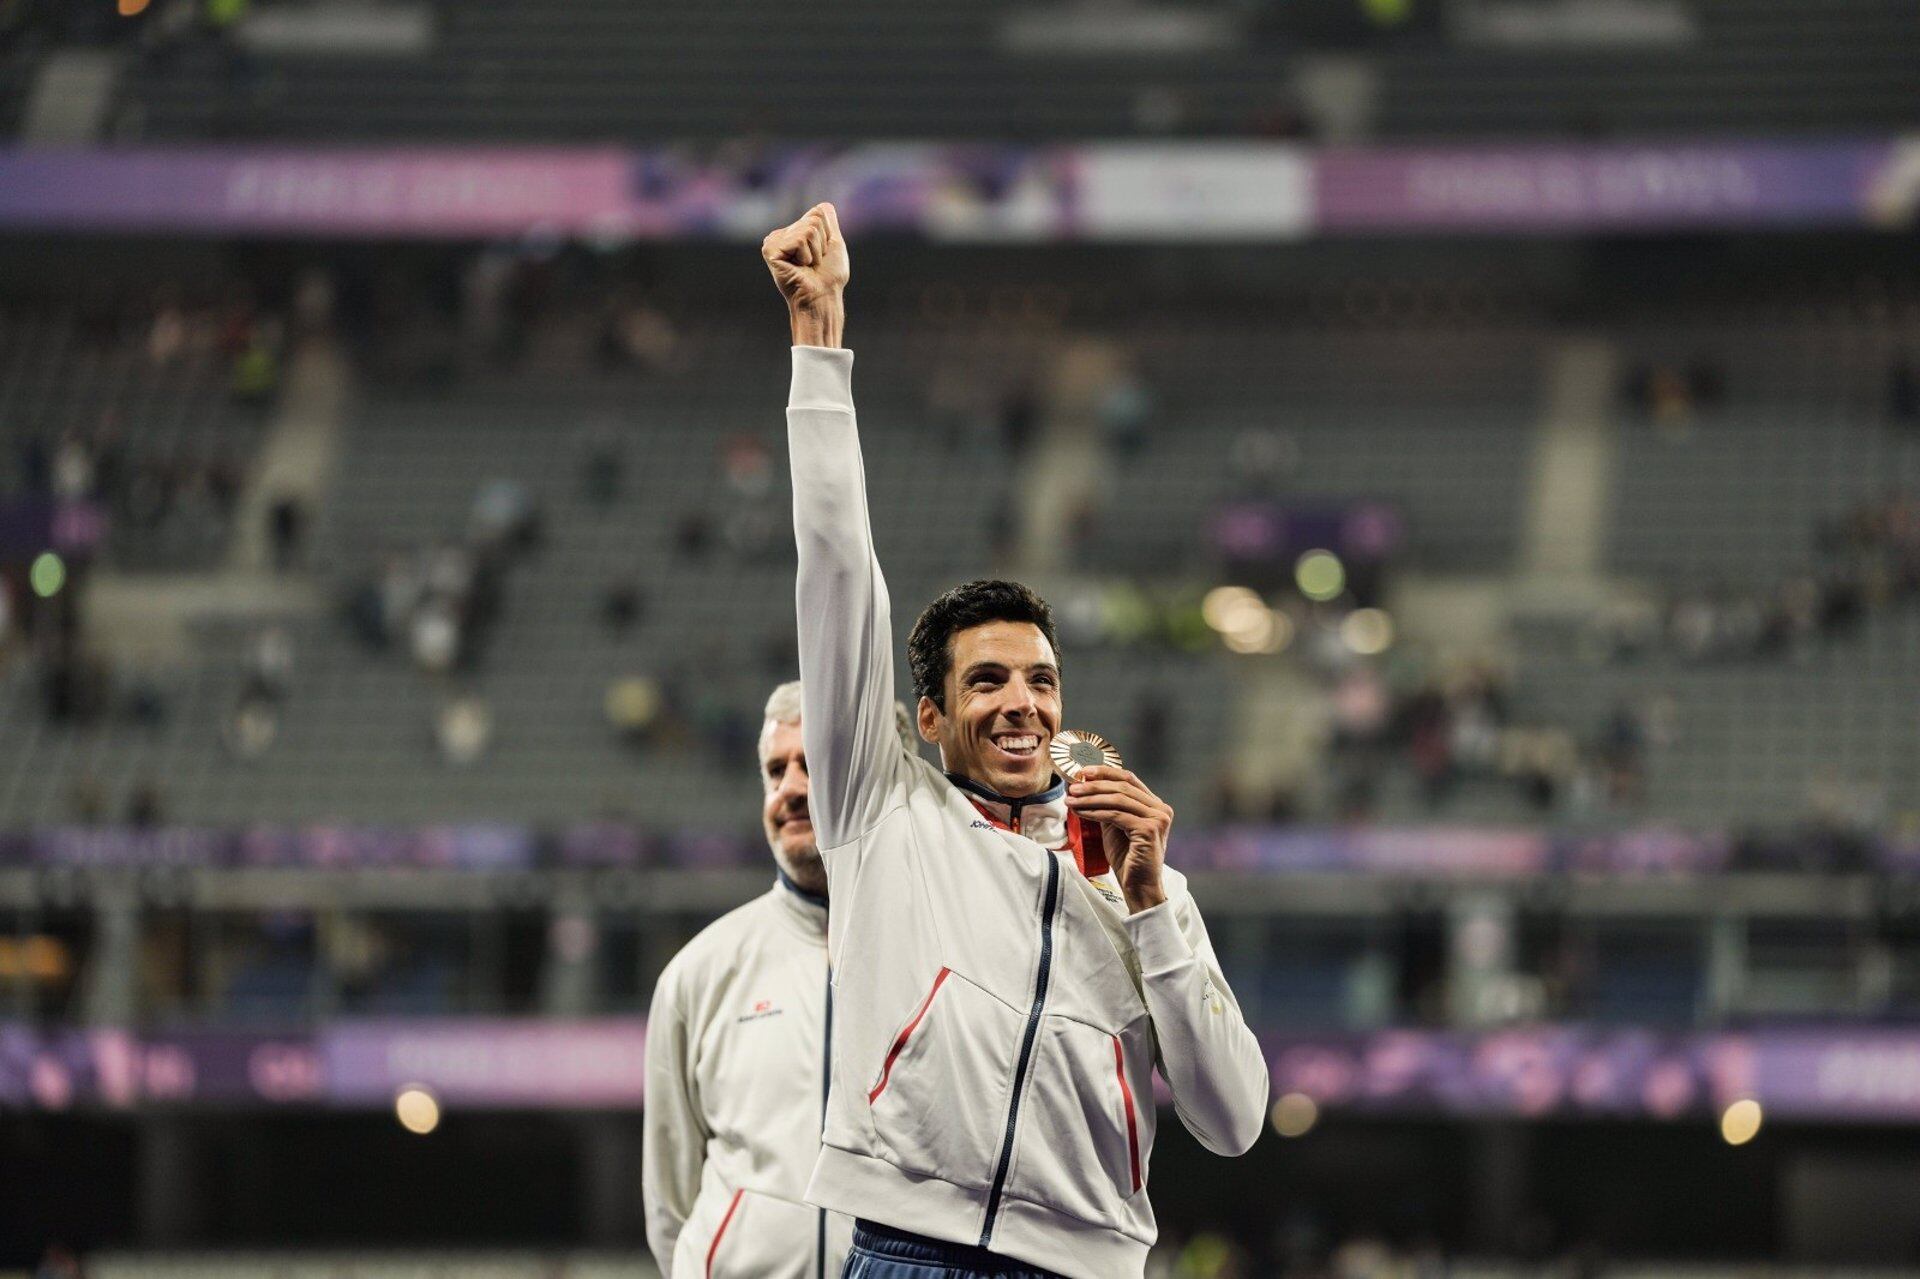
[671,1185,746,1279]
[1003,1012,1155,1234]
[676,1186,822,1279]
[867,966,1021,1191]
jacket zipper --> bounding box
[818,963,832,1279]
[979,852,1061,1246]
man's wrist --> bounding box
[1123,883,1168,915]
[790,298,845,349]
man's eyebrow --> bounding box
[960,662,1008,680]
[960,661,1058,681]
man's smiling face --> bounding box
[919,620,1062,799]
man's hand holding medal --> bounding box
[1055,731,1173,915]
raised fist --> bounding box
[762,203,849,314]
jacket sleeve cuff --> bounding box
[1123,895,1194,975]
[790,346,855,410]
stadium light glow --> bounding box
[30,553,65,599]
[1271,1091,1319,1138]
[1295,550,1344,602]
[395,1085,442,1135]
[1201,585,1261,633]
[1340,607,1394,656]
[1261,608,1295,654]
[1720,1098,1762,1146]
[1221,608,1275,654]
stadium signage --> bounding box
[9,1021,1920,1122]
[0,138,1910,237]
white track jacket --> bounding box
[787,346,1270,1279]
[644,877,853,1279]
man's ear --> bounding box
[916,695,942,744]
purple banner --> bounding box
[325,1019,647,1107]
[0,137,1914,239]
[0,148,636,237]
[1172,826,1731,876]
[1266,1025,1920,1122]
[0,144,1074,240]
[1315,138,1909,232]
[0,1024,317,1109]
[8,1019,1920,1121]
[0,1020,642,1109]
[0,823,1889,877]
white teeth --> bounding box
[994,735,1040,755]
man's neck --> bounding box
[775,865,828,909]
[946,770,1053,803]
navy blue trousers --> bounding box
[841,1220,1065,1279]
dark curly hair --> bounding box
[907,579,1060,711]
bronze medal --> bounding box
[1049,730,1123,780]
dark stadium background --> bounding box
[3,0,1920,1274]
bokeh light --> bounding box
[1340,607,1394,656]
[395,1085,441,1135]
[118,0,151,15]
[29,552,65,599]
[1295,550,1345,602]
[1201,585,1261,632]
[1221,606,1276,654]
[1271,1091,1319,1138]
[1720,1098,1762,1146]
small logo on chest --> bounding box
[969,819,995,830]
[735,998,784,1024]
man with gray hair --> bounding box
[644,681,913,1278]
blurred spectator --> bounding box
[435,692,494,766]
[999,380,1039,458]
[605,675,662,750]
[268,495,306,572]
[68,774,108,824]
[411,600,462,673]
[243,626,293,703]
[1889,357,1917,426]
[1620,357,1723,437]
[1133,690,1172,778]
[231,317,282,404]
[1098,356,1154,459]
[674,511,715,560]
[600,579,647,637]
[42,652,110,725]
[720,434,774,499]
[600,292,682,373]
[582,436,624,507]
[125,779,165,829]
[470,477,542,555]
[1173,1232,1252,1279]
[1229,426,1301,496]
[224,694,279,760]
[33,1243,84,1279]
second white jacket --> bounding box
[644,877,853,1279]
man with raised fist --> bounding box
[765,204,1267,1279]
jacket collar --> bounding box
[945,772,1109,878]
[774,867,829,938]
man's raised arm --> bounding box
[766,203,901,851]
